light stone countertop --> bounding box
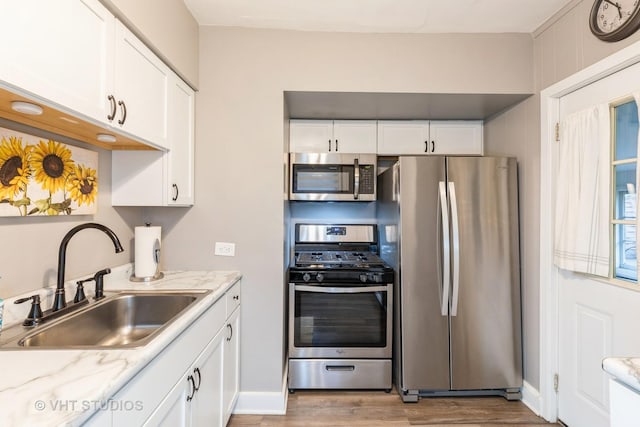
[602,357,640,393]
[0,265,242,427]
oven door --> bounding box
[289,153,376,201]
[288,282,393,359]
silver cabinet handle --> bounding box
[107,95,116,121]
[449,182,460,316]
[117,100,127,125]
[325,365,355,371]
[353,158,360,200]
[438,181,450,317]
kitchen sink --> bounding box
[2,290,211,349]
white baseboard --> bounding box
[521,380,542,416]
[233,367,289,415]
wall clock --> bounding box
[590,0,640,42]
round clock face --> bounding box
[590,0,640,41]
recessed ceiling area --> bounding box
[285,92,531,120]
[184,0,573,34]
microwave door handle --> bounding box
[353,158,360,200]
[294,285,389,293]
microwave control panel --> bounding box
[360,166,375,194]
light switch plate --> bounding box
[214,242,235,256]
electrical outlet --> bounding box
[214,242,235,256]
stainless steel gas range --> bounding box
[287,224,394,392]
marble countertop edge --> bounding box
[602,357,640,394]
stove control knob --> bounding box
[316,273,324,282]
[302,273,311,282]
[372,274,382,283]
[359,274,368,283]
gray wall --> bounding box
[144,27,534,395]
[484,0,640,391]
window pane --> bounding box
[615,101,639,161]
[613,163,637,220]
[614,223,637,281]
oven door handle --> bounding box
[293,284,389,293]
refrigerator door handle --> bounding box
[353,158,360,200]
[449,181,461,316]
[438,181,450,317]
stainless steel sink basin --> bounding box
[4,290,211,349]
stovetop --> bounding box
[295,250,386,268]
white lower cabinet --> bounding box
[609,378,640,427]
[222,307,240,424]
[90,281,241,427]
[146,329,225,426]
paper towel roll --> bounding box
[134,225,161,278]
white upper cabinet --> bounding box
[290,120,377,153]
[112,21,170,150]
[377,120,483,155]
[111,74,195,207]
[0,0,114,123]
[167,77,195,206]
[0,0,172,150]
[428,121,483,155]
[377,121,430,155]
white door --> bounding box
[376,120,430,155]
[167,76,195,206]
[556,60,640,427]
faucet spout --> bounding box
[52,223,124,311]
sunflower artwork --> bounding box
[0,128,98,216]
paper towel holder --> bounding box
[130,224,165,282]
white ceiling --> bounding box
[183,0,574,33]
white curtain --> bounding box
[554,104,610,277]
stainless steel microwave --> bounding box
[289,153,377,201]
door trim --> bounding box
[540,39,640,422]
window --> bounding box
[611,100,638,282]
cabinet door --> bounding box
[332,120,377,153]
[223,307,241,424]
[289,120,333,152]
[377,121,430,155]
[0,0,114,123]
[190,329,225,427]
[167,76,195,206]
[429,121,483,155]
[144,375,191,427]
[114,20,170,150]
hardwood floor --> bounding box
[228,390,557,426]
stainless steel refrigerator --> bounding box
[377,156,522,402]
